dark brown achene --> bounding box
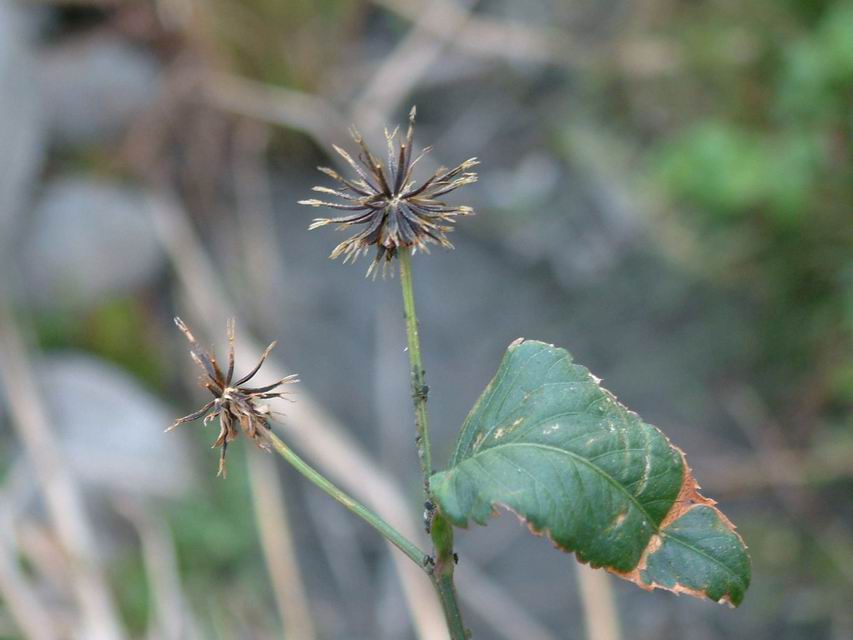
[168,317,297,477]
[300,106,478,276]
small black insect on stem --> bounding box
[423,554,436,573]
[423,499,436,534]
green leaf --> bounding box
[431,339,750,606]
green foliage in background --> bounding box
[205,0,361,87]
[167,451,260,587]
[34,297,165,390]
[649,0,853,405]
[166,448,272,633]
[111,554,150,635]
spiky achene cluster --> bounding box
[301,107,478,275]
[169,317,297,477]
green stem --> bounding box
[266,430,428,568]
[399,249,468,640]
[431,511,467,639]
[436,573,466,638]
[398,249,432,500]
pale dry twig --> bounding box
[247,447,317,640]
[0,291,126,640]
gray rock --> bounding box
[0,1,45,238]
[38,352,192,497]
[22,177,165,307]
[37,36,161,146]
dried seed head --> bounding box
[301,106,478,276]
[169,317,297,477]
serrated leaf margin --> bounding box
[432,338,751,606]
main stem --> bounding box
[399,250,432,500]
[398,249,468,640]
[266,430,427,568]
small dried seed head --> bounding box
[168,317,297,477]
[301,106,478,276]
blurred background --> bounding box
[0,0,851,638]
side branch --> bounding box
[266,429,429,568]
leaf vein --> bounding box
[661,529,747,590]
[468,442,660,530]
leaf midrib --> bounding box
[663,525,748,589]
[453,441,662,532]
